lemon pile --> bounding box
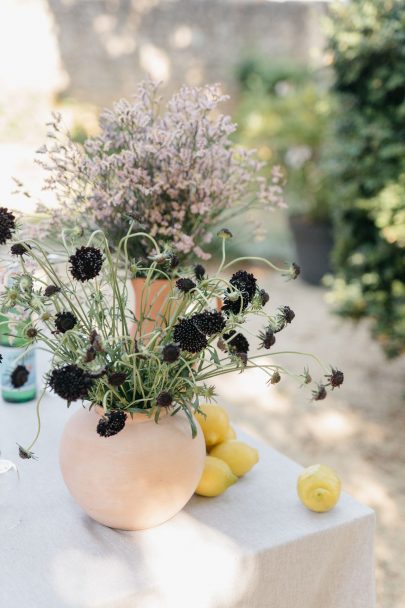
[195,404,259,497]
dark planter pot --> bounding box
[289,216,333,285]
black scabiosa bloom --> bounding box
[258,328,276,349]
[69,246,103,282]
[162,343,180,363]
[194,264,206,281]
[274,305,295,332]
[176,278,196,293]
[107,371,127,386]
[223,331,250,354]
[0,207,16,245]
[259,289,270,307]
[223,270,257,315]
[18,445,37,460]
[325,368,344,389]
[173,317,208,353]
[44,284,61,297]
[97,410,127,438]
[193,310,226,336]
[312,383,327,401]
[280,305,295,324]
[49,365,93,402]
[11,365,29,388]
[157,391,173,407]
[11,242,30,256]
[55,311,77,333]
[169,254,179,270]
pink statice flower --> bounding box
[37,81,284,261]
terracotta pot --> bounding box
[131,278,174,335]
[59,407,206,531]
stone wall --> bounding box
[46,0,327,107]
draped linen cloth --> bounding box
[0,366,375,607]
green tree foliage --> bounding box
[327,0,405,357]
[235,58,334,222]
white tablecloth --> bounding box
[0,358,376,608]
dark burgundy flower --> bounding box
[49,364,93,402]
[18,445,37,460]
[173,317,207,353]
[162,343,181,363]
[11,365,29,388]
[194,264,206,281]
[223,270,257,315]
[291,263,301,279]
[107,371,127,386]
[259,289,270,307]
[258,328,276,349]
[97,410,127,437]
[176,278,196,293]
[0,207,16,245]
[223,331,250,354]
[325,368,344,389]
[193,310,226,336]
[44,284,61,297]
[55,311,77,333]
[69,246,103,282]
[169,254,179,269]
[274,305,295,332]
[157,391,173,407]
[11,243,30,256]
[312,383,327,401]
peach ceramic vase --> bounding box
[59,407,206,530]
[131,278,175,335]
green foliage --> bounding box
[326,0,405,357]
[234,58,334,221]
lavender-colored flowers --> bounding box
[39,82,284,261]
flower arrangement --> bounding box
[34,81,284,267]
[0,207,343,460]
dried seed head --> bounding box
[325,368,344,389]
[270,371,281,384]
[312,383,327,402]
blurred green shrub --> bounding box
[234,58,334,222]
[325,0,405,357]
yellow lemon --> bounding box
[195,456,238,497]
[224,426,237,440]
[195,404,230,447]
[297,464,341,513]
[209,440,259,477]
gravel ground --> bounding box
[214,268,405,608]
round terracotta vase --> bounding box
[59,407,206,531]
[131,278,174,335]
